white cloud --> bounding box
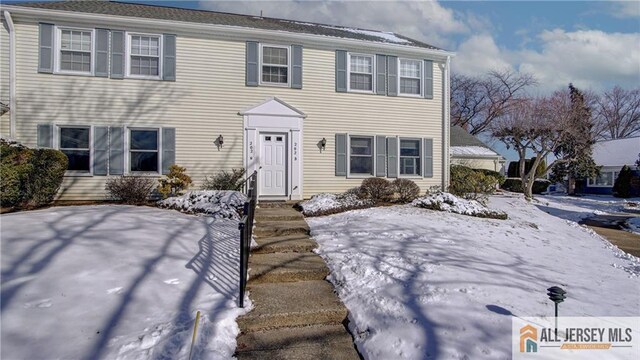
[607,0,640,19]
[198,0,471,49]
[450,34,513,76]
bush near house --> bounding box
[0,139,67,209]
[157,164,193,199]
[202,169,246,191]
[501,178,550,195]
[507,158,546,178]
[613,165,633,198]
[360,177,394,202]
[105,176,156,205]
[449,165,501,204]
[392,179,421,202]
[412,192,508,220]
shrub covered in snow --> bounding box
[202,169,246,191]
[105,176,156,205]
[158,190,247,219]
[360,177,393,202]
[298,192,373,217]
[392,178,421,202]
[412,192,508,219]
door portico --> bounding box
[239,97,305,200]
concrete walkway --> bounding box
[235,203,360,360]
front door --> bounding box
[260,133,287,196]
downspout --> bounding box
[3,10,16,138]
[442,55,451,189]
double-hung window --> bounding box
[588,171,615,187]
[399,138,422,176]
[128,34,161,78]
[261,45,289,85]
[349,136,374,175]
[399,59,422,96]
[58,28,93,74]
[59,126,91,173]
[130,129,159,173]
[349,54,374,92]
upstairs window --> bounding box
[348,54,373,92]
[261,45,289,85]
[128,34,161,78]
[59,127,91,172]
[58,28,93,74]
[349,136,374,175]
[130,129,159,173]
[399,59,422,96]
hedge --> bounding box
[501,178,550,194]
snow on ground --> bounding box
[298,192,373,216]
[1,205,249,360]
[158,190,246,219]
[307,193,640,360]
[412,192,507,219]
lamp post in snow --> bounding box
[547,286,566,337]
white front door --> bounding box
[260,133,287,196]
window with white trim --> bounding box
[399,138,422,175]
[128,34,161,78]
[261,45,289,85]
[59,126,91,172]
[399,59,422,96]
[588,171,617,187]
[349,136,374,175]
[58,28,93,74]
[130,129,159,172]
[349,54,374,92]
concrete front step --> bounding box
[259,201,299,209]
[238,281,347,332]
[249,253,329,284]
[254,220,310,238]
[255,207,303,222]
[253,234,317,254]
[236,325,360,360]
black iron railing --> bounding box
[238,170,257,308]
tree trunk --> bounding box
[567,176,576,195]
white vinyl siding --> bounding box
[59,126,91,173]
[126,33,162,79]
[260,45,289,85]
[348,135,374,176]
[55,27,93,75]
[348,54,374,92]
[399,58,422,96]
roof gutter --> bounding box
[3,10,16,138]
[0,5,456,60]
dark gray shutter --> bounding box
[163,34,176,81]
[95,29,110,77]
[94,126,109,175]
[376,55,387,95]
[335,50,347,92]
[424,60,433,99]
[386,137,398,178]
[109,126,124,175]
[375,135,386,176]
[162,128,176,175]
[387,56,397,96]
[37,124,53,148]
[291,44,303,89]
[38,23,54,73]
[110,30,125,79]
[424,138,433,178]
[335,133,347,176]
[246,41,259,86]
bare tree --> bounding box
[493,88,595,200]
[451,69,537,135]
[592,86,640,139]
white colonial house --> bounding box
[449,126,505,173]
[0,0,453,201]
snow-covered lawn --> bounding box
[307,194,640,360]
[1,205,248,360]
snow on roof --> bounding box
[450,146,500,157]
[328,27,411,44]
[592,137,640,167]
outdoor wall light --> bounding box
[321,137,327,150]
[215,134,224,150]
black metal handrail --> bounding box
[238,170,257,308]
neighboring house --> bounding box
[0,1,453,201]
[581,137,640,195]
[449,126,505,173]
